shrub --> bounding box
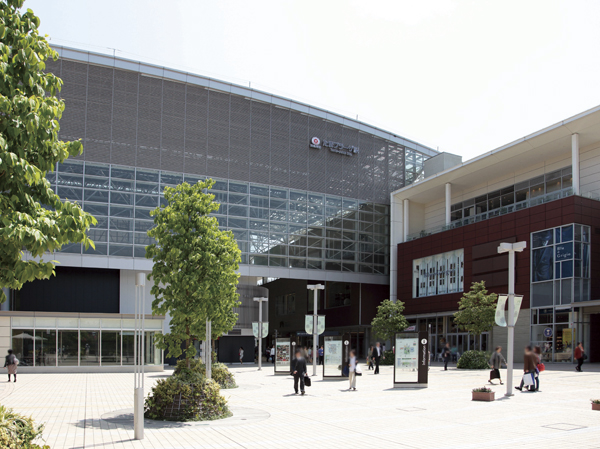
[472,387,493,393]
[380,350,395,366]
[174,359,237,389]
[457,350,490,370]
[145,372,231,421]
[0,404,48,449]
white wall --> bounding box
[119,270,156,316]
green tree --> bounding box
[146,180,241,367]
[371,299,408,343]
[0,0,96,303]
[453,281,498,337]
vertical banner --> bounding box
[252,322,259,338]
[305,315,313,334]
[317,316,325,335]
[261,323,268,338]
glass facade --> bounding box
[10,317,162,367]
[48,160,392,275]
[450,167,573,225]
[530,224,590,362]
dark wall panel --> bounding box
[16,267,120,313]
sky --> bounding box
[25,0,600,161]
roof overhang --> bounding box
[392,105,600,203]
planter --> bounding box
[592,403,600,411]
[472,391,495,402]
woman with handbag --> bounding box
[4,349,18,382]
[488,346,506,385]
[348,349,357,391]
[533,346,544,391]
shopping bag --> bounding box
[536,363,545,372]
[355,364,363,376]
[522,372,535,386]
[304,375,312,387]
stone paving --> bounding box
[1,361,599,449]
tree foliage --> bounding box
[0,0,96,302]
[146,179,241,364]
[371,299,408,343]
[453,281,498,337]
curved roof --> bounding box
[52,45,437,158]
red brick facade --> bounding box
[397,196,600,315]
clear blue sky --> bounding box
[26,0,600,160]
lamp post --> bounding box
[307,284,324,376]
[497,241,527,397]
[253,297,268,370]
[134,272,146,440]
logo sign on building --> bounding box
[543,327,553,338]
[309,137,321,149]
[309,137,359,156]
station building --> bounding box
[0,46,436,370]
[391,107,600,363]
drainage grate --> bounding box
[542,423,587,431]
[397,407,426,412]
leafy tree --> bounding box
[147,180,241,367]
[371,299,408,343]
[0,0,96,303]
[453,281,498,337]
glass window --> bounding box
[111,167,135,180]
[561,225,573,242]
[532,230,553,248]
[532,247,553,282]
[35,329,56,367]
[161,172,183,186]
[58,330,79,366]
[531,282,554,307]
[111,192,134,205]
[101,331,121,365]
[80,330,100,366]
[12,329,34,366]
[122,331,135,365]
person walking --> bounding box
[515,346,537,392]
[367,345,374,370]
[371,342,383,374]
[488,346,506,385]
[318,345,324,365]
[533,345,543,391]
[442,343,451,371]
[291,349,307,395]
[348,349,358,391]
[270,346,275,364]
[4,349,18,383]
[239,347,244,365]
[308,347,313,364]
[574,342,585,372]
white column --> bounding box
[390,195,403,303]
[134,272,146,441]
[445,183,452,226]
[572,133,580,195]
[403,199,410,241]
[506,250,515,397]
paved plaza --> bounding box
[2,362,599,449]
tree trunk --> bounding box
[212,339,216,363]
[186,324,191,369]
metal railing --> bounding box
[406,188,578,242]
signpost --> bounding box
[393,331,428,388]
[497,241,527,397]
[307,284,325,376]
[253,297,268,370]
[274,338,293,374]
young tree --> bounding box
[371,299,408,343]
[146,180,241,367]
[0,0,96,303]
[453,281,498,338]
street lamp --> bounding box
[497,241,527,397]
[253,297,268,370]
[307,284,325,376]
[134,272,146,440]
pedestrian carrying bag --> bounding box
[522,372,535,386]
[355,364,363,376]
[490,369,500,380]
[304,375,312,387]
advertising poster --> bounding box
[275,339,291,372]
[324,336,343,377]
[394,335,419,383]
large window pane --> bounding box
[532,247,553,282]
[122,331,135,365]
[12,329,34,366]
[35,329,57,367]
[80,330,100,366]
[531,282,553,307]
[58,330,79,366]
[100,331,120,365]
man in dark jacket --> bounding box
[515,346,537,392]
[371,342,383,374]
[291,350,307,395]
[442,343,451,371]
